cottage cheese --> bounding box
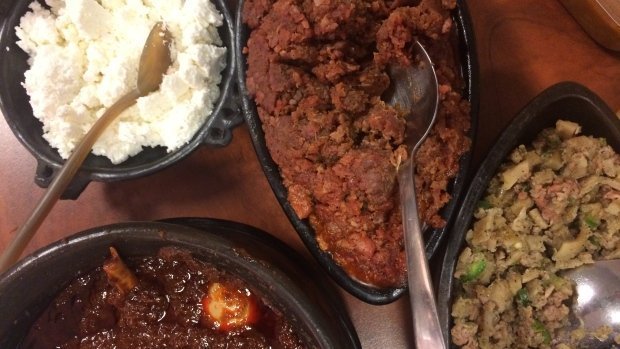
[16,0,226,164]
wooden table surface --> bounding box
[1,0,619,347]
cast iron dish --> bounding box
[0,0,243,199]
[235,0,480,304]
[0,218,361,348]
[437,81,620,346]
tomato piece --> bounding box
[201,281,260,331]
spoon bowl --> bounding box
[561,259,620,347]
[385,43,439,148]
[385,41,445,349]
[137,23,173,95]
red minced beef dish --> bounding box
[243,0,471,287]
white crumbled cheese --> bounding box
[65,0,112,39]
[16,0,226,164]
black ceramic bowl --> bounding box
[0,218,360,348]
[235,0,479,304]
[0,0,243,199]
[437,81,620,346]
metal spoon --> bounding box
[0,22,172,273]
[560,259,620,348]
[385,41,444,348]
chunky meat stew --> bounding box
[23,247,308,349]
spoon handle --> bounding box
[0,89,141,273]
[399,159,446,349]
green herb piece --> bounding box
[588,235,601,247]
[478,199,492,209]
[548,274,570,289]
[600,138,608,146]
[533,320,551,345]
[584,214,600,229]
[516,288,531,306]
[545,135,561,149]
[460,258,487,283]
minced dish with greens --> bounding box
[451,120,620,348]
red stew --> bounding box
[23,247,308,349]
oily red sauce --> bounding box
[22,247,308,349]
[243,0,471,287]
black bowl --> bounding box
[235,0,480,304]
[0,0,243,199]
[0,218,361,348]
[437,81,620,346]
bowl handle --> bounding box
[202,85,244,146]
[35,161,90,200]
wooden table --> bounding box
[1,0,619,347]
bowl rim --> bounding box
[437,81,620,346]
[0,218,361,349]
[0,0,243,198]
[234,0,480,304]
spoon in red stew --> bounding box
[385,41,445,348]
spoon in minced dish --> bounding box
[560,259,620,348]
[0,22,172,273]
[385,41,445,348]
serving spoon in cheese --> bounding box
[384,41,445,348]
[0,22,172,273]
